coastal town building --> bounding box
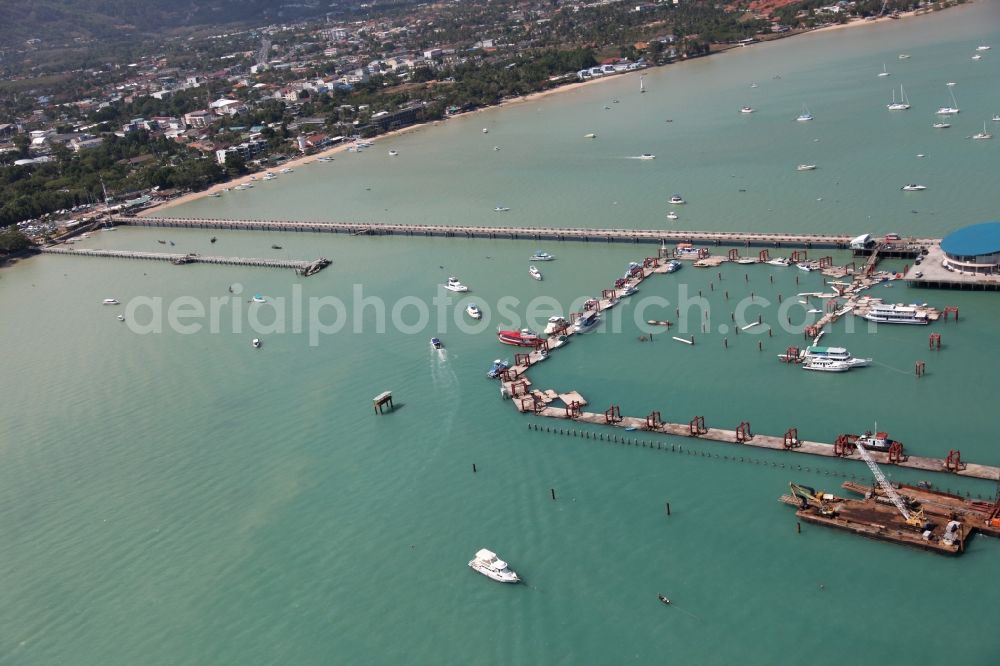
[215,137,268,165]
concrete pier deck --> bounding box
[40,247,330,276]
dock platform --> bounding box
[40,247,330,276]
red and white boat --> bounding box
[497,328,541,347]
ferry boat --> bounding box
[466,303,482,319]
[573,310,601,333]
[529,250,554,261]
[802,357,852,372]
[797,164,817,171]
[430,337,443,350]
[529,265,542,281]
[102,298,119,305]
[487,359,510,379]
[497,328,541,347]
[900,184,927,191]
[444,277,469,292]
[468,548,520,584]
[544,316,568,334]
[863,303,930,325]
[668,194,686,205]
[804,346,871,366]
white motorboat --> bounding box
[529,265,542,281]
[620,284,639,297]
[976,45,991,51]
[901,184,927,191]
[444,277,469,292]
[494,206,510,212]
[584,132,597,139]
[388,150,398,156]
[797,104,814,122]
[466,303,482,319]
[573,310,601,333]
[117,314,125,321]
[932,122,951,129]
[735,257,756,265]
[993,115,1000,122]
[263,172,277,180]
[544,316,568,335]
[863,303,930,325]
[802,357,852,372]
[972,54,982,61]
[766,257,790,266]
[251,294,267,303]
[797,262,816,272]
[878,63,890,77]
[898,54,911,59]
[972,122,993,140]
[668,194,685,205]
[803,346,871,367]
[797,164,817,171]
[665,259,682,273]
[482,128,489,134]
[208,192,221,197]
[666,211,679,220]
[493,146,501,151]
[430,337,443,350]
[102,298,120,305]
[638,153,656,160]
[468,548,519,583]
[529,250,554,262]
[740,106,754,114]
[252,338,262,349]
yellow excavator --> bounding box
[789,483,840,516]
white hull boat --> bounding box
[469,548,520,583]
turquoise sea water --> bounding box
[3,3,1000,664]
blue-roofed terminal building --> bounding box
[940,221,1000,275]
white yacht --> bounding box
[444,277,469,292]
[544,316,568,335]
[482,128,488,133]
[388,150,398,156]
[901,184,927,191]
[971,54,982,61]
[102,298,120,305]
[584,132,597,139]
[993,115,1000,122]
[863,303,930,325]
[740,106,754,114]
[638,153,656,160]
[976,45,991,51]
[668,194,685,205]
[620,284,639,297]
[494,205,510,212]
[766,257,790,266]
[665,259,682,273]
[972,123,993,140]
[529,265,542,281]
[468,548,520,583]
[898,54,911,59]
[932,122,951,129]
[803,346,871,366]
[573,310,601,333]
[802,357,852,372]
[797,164,817,171]
[466,303,482,319]
[529,250,554,262]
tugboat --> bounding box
[855,429,900,452]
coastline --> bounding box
[139,5,951,218]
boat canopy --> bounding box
[475,548,497,560]
[850,233,873,249]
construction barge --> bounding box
[781,480,1000,555]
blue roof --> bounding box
[941,221,1000,257]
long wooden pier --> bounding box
[40,247,330,276]
[115,216,940,249]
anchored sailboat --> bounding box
[887,85,911,111]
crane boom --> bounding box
[855,443,911,520]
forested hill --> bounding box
[0,1,336,43]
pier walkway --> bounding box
[115,216,940,249]
[40,247,330,276]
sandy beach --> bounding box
[140,5,951,217]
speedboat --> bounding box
[901,184,926,191]
[932,122,951,129]
[529,265,542,281]
[252,338,262,349]
[279,168,293,174]
[102,298,120,305]
[740,106,754,114]
[466,303,482,319]
[444,277,469,292]
[665,259,682,273]
[482,128,489,133]
[735,257,756,265]
[767,257,790,266]
[430,337,443,350]
[993,115,1000,122]
[208,192,221,198]
[117,314,125,321]
[638,153,655,160]
[972,54,982,61]
[494,206,510,212]
[898,54,911,59]
[251,294,267,303]
[666,211,679,220]
[797,262,816,272]
[468,548,519,584]
[544,316,568,335]
[487,359,510,379]
[796,164,817,171]
[573,310,601,333]
[620,284,639,297]
[802,357,852,372]
[263,172,276,180]
[529,250,554,261]
[668,194,685,205]
[584,132,597,139]
[976,45,991,51]
[497,328,541,347]
[388,150,398,156]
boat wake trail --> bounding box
[870,359,914,376]
[429,348,461,432]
